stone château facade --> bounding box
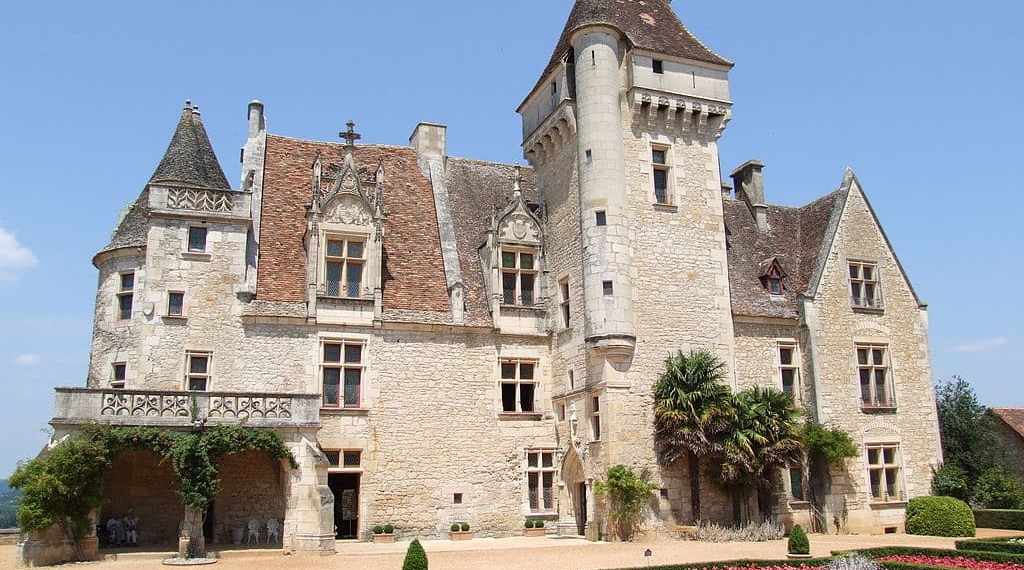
[43,0,940,557]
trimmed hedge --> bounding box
[954,538,1024,554]
[974,509,1024,530]
[788,524,810,555]
[905,496,975,537]
[833,546,1024,564]
[611,558,832,570]
[402,538,428,570]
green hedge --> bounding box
[974,509,1024,530]
[954,538,1024,554]
[612,558,832,570]
[905,496,975,537]
[833,546,1024,564]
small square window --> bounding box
[585,149,592,164]
[168,292,184,316]
[453,493,463,505]
[595,211,606,226]
[111,363,126,389]
[660,488,669,499]
[652,59,664,74]
[343,450,361,468]
[602,281,613,296]
[188,227,208,253]
[186,353,211,391]
[324,450,341,466]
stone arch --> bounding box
[561,447,587,535]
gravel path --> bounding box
[2,529,1021,570]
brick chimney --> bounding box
[730,159,768,233]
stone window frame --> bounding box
[322,234,367,299]
[499,358,538,415]
[558,277,570,329]
[322,449,363,473]
[187,226,208,253]
[525,448,556,514]
[590,394,602,441]
[166,290,185,318]
[111,362,126,389]
[856,342,896,410]
[500,246,539,307]
[117,271,135,321]
[185,351,212,391]
[777,341,801,406]
[650,142,673,206]
[848,259,883,311]
[321,338,366,409]
[865,442,904,502]
[786,463,806,502]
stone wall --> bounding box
[211,450,287,544]
[803,181,940,533]
[100,451,181,545]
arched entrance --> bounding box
[561,447,587,535]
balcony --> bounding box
[51,388,322,430]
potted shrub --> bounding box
[787,524,811,559]
[450,522,472,540]
[524,519,546,537]
[372,523,396,543]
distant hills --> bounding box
[0,479,19,528]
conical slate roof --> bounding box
[532,0,731,96]
[150,101,231,189]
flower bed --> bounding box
[955,538,1024,555]
[878,554,1024,570]
[616,559,830,570]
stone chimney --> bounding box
[730,159,768,233]
[247,100,265,138]
[410,122,447,170]
[720,181,733,201]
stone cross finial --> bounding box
[339,120,361,149]
[512,165,522,197]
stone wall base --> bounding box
[288,533,335,555]
[16,536,99,568]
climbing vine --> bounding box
[10,422,298,553]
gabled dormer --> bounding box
[480,167,547,335]
[305,122,385,324]
[758,256,788,297]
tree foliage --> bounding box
[934,376,998,497]
[595,464,659,541]
[972,466,1024,509]
[8,422,297,560]
[931,464,970,501]
[803,422,858,465]
[653,349,732,520]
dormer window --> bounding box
[501,248,537,306]
[325,236,365,298]
[759,257,787,297]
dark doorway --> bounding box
[577,482,588,535]
[204,502,214,542]
[328,473,359,539]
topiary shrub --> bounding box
[906,496,976,537]
[533,519,543,528]
[383,523,395,534]
[787,524,810,555]
[372,524,384,534]
[450,523,461,532]
[524,519,534,528]
[402,538,428,570]
[460,522,470,532]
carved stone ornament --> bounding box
[323,195,372,226]
[499,213,539,244]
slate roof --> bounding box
[724,190,844,318]
[150,102,231,190]
[990,408,1024,440]
[258,137,536,326]
[94,188,151,262]
[530,0,732,100]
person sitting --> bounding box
[105,516,124,546]
[122,510,140,546]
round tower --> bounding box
[572,26,635,358]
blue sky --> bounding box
[0,1,1021,476]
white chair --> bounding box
[266,518,280,543]
[246,517,260,544]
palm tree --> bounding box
[717,386,804,524]
[652,349,732,523]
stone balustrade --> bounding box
[51,388,321,429]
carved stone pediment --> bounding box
[323,194,372,226]
[498,212,541,244]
